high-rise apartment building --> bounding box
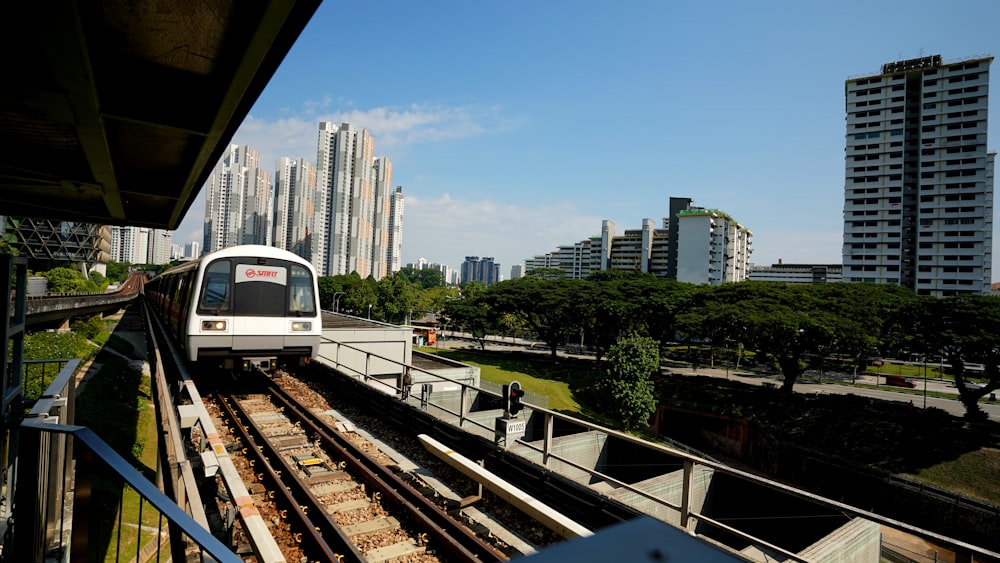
[387,186,405,275]
[315,122,397,278]
[844,54,994,296]
[461,256,500,285]
[110,226,171,265]
[274,157,318,263]
[202,144,272,253]
[184,241,200,260]
[525,197,752,284]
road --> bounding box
[436,331,999,421]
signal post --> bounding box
[495,381,526,448]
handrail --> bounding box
[317,336,1000,561]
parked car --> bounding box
[885,375,917,388]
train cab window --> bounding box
[288,265,316,314]
[200,260,232,312]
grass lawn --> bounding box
[907,448,1000,505]
[418,347,593,415]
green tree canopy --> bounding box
[105,261,130,284]
[43,266,95,293]
[399,266,445,289]
[601,333,659,431]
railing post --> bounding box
[10,423,43,563]
[70,433,96,561]
[459,385,467,428]
[680,459,693,531]
[543,413,554,468]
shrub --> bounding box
[71,315,105,340]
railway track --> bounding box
[204,372,507,563]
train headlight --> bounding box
[291,321,312,331]
[202,320,227,331]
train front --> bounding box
[191,254,322,371]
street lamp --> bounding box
[332,291,346,313]
[368,303,372,320]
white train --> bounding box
[145,245,322,371]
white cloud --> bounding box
[230,102,515,166]
[400,194,603,272]
[175,101,519,247]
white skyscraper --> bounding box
[203,144,272,253]
[844,54,993,296]
[315,123,398,278]
[274,156,318,263]
[110,226,171,265]
[386,186,405,275]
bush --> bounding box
[71,315,105,340]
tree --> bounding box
[441,296,493,349]
[486,277,581,357]
[89,270,108,292]
[682,282,833,393]
[601,333,659,431]
[905,294,1000,419]
[377,273,411,323]
[342,274,377,318]
[105,261,130,284]
[399,267,445,289]
[43,266,91,293]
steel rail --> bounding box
[215,392,363,562]
[267,381,508,562]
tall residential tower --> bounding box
[202,144,272,253]
[273,156,318,263]
[844,54,994,296]
[315,122,397,278]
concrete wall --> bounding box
[318,327,411,378]
[608,466,715,529]
[513,430,608,487]
[795,518,880,563]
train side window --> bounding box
[288,265,316,314]
[200,260,231,311]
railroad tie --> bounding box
[365,539,426,563]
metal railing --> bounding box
[317,336,1000,562]
[8,358,240,562]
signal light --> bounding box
[503,381,525,417]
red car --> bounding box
[885,375,917,388]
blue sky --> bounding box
[174,0,1000,279]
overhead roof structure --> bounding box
[0,0,321,230]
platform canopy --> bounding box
[0,0,320,230]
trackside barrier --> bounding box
[317,336,1000,562]
[9,358,240,563]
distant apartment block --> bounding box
[749,261,843,283]
[387,186,405,275]
[462,256,501,285]
[202,144,273,253]
[844,54,994,296]
[510,264,524,279]
[274,156,318,263]
[316,122,398,279]
[185,241,200,260]
[110,225,171,265]
[525,197,752,284]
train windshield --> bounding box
[288,265,317,315]
[198,258,316,317]
[199,261,231,311]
